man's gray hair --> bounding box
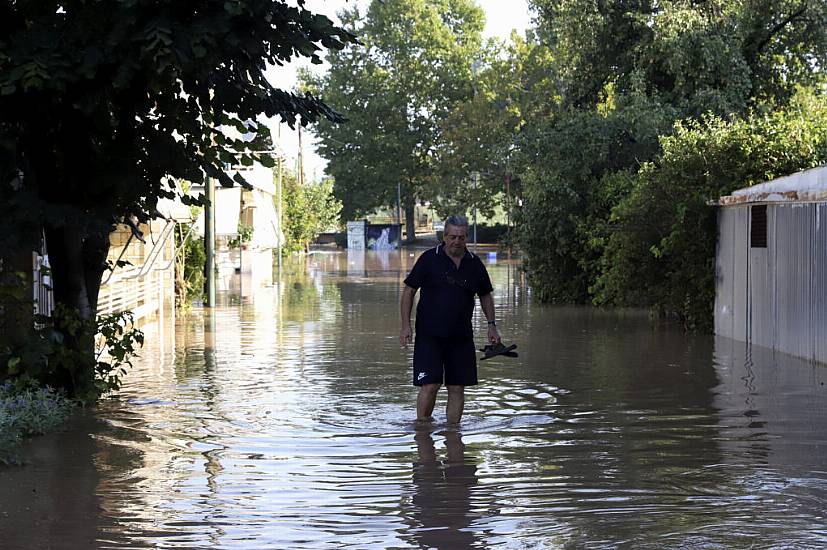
[444,214,469,229]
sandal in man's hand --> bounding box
[479,342,518,360]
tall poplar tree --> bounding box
[304,0,485,240]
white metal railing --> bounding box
[31,220,176,322]
[32,252,54,317]
[97,268,164,319]
[98,221,175,319]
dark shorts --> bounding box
[413,333,478,386]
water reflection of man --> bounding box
[411,429,479,549]
[400,215,501,424]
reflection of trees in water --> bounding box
[514,306,731,545]
[0,414,108,548]
[403,429,482,549]
[280,257,342,324]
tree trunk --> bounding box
[405,202,416,244]
[45,224,94,320]
[43,223,110,395]
[44,223,110,320]
[0,249,35,353]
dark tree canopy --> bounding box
[0,0,356,397]
[0,0,356,317]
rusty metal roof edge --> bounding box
[716,189,827,206]
[714,164,827,206]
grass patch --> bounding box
[0,381,73,465]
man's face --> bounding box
[443,224,468,257]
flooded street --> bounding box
[2,250,827,549]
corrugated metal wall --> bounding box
[715,207,749,341]
[775,205,813,360]
[716,202,827,364]
[813,204,827,363]
[715,208,736,339]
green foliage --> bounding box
[0,270,28,305]
[0,381,73,465]
[594,89,827,330]
[1,305,144,405]
[432,31,554,219]
[303,0,485,222]
[95,310,145,397]
[521,85,827,326]
[228,223,254,249]
[175,220,206,306]
[0,1,355,396]
[281,170,342,253]
[518,92,676,302]
[530,0,827,111]
[517,0,827,330]
[0,0,357,236]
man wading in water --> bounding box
[399,215,501,424]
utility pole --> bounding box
[472,171,479,249]
[277,124,283,274]
[204,174,216,307]
[297,124,304,187]
[396,181,402,240]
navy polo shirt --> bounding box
[404,244,494,338]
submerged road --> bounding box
[1,250,826,548]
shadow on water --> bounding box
[0,250,826,548]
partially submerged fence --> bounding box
[32,219,177,323]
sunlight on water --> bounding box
[1,250,826,549]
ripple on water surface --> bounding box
[2,253,826,549]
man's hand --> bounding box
[488,324,501,345]
[400,325,413,347]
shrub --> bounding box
[0,381,73,465]
[1,307,144,404]
[594,88,827,330]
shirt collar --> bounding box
[437,243,475,259]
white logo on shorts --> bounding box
[417,372,426,381]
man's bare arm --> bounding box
[480,292,501,344]
[400,285,417,347]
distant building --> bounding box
[191,164,283,294]
[715,165,827,363]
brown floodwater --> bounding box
[1,249,826,549]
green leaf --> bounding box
[7,356,21,375]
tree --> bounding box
[0,0,356,396]
[517,0,827,325]
[517,90,676,302]
[303,0,485,241]
[594,88,827,331]
[432,31,555,221]
[531,0,827,113]
[281,171,342,253]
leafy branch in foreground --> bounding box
[2,306,144,404]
